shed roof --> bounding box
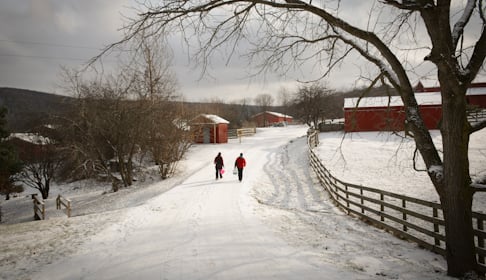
[192,114,230,124]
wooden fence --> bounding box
[56,194,72,217]
[228,128,257,141]
[32,194,45,220]
[307,130,486,274]
[467,108,486,125]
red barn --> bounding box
[344,82,486,132]
[415,81,486,108]
[251,111,293,127]
[344,93,442,132]
[191,114,229,144]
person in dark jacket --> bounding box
[214,152,224,179]
[234,153,246,182]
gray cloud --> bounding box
[1,1,484,103]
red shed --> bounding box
[251,111,293,127]
[191,114,229,144]
[344,93,442,132]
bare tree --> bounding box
[61,32,186,190]
[101,1,486,276]
[126,33,191,179]
[254,93,274,110]
[63,79,136,191]
[254,93,274,126]
[18,137,61,199]
[292,83,334,128]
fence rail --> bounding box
[467,108,486,124]
[56,195,72,217]
[32,194,45,220]
[307,130,486,274]
[228,128,257,141]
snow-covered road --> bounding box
[3,126,452,279]
[36,127,367,279]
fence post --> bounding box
[380,193,385,222]
[33,194,45,220]
[478,217,485,265]
[433,207,440,246]
[56,195,72,218]
[402,199,408,232]
[360,189,364,214]
[345,184,350,214]
[67,200,71,217]
[335,178,339,201]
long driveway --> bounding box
[35,127,449,280]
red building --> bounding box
[344,82,486,132]
[191,114,229,144]
[344,93,441,132]
[7,133,52,161]
[415,81,486,108]
[251,111,293,127]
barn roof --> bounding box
[467,87,486,96]
[8,133,51,145]
[344,92,442,109]
[252,111,293,119]
[346,82,486,109]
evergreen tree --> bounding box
[0,107,23,200]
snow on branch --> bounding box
[470,119,486,134]
[428,165,444,183]
[472,183,486,193]
[336,33,400,87]
[452,0,476,49]
[382,0,433,11]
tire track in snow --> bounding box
[251,137,450,279]
[257,136,329,212]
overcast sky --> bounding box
[0,0,304,103]
[0,1,483,104]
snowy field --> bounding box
[1,125,476,279]
[315,129,486,212]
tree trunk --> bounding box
[38,181,49,199]
[41,189,49,200]
[439,85,477,276]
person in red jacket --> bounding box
[234,153,246,182]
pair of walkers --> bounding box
[214,152,246,182]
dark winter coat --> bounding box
[214,155,224,169]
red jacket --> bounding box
[235,156,246,169]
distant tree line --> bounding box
[0,77,391,201]
[0,66,391,201]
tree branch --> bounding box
[471,183,486,193]
[451,0,476,49]
[381,0,429,11]
[470,119,486,134]
[464,19,486,83]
